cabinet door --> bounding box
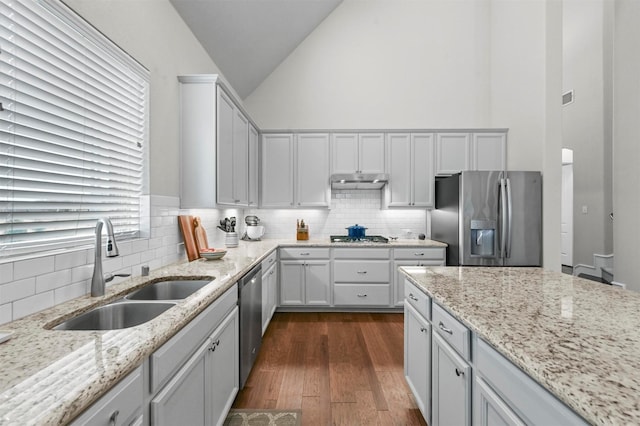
[411,133,435,207]
[393,261,420,306]
[475,377,525,426]
[472,133,506,171]
[331,133,359,173]
[297,133,330,207]
[262,263,277,335]
[405,303,431,423]
[248,124,259,207]
[359,133,385,173]
[280,261,305,305]
[209,307,240,426]
[304,261,331,305]
[232,109,249,205]
[432,333,472,426]
[261,134,294,207]
[151,340,209,426]
[217,88,235,205]
[435,133,471,175]
[387,133,412,207]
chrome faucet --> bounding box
[91,218,128,297]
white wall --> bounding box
[613,0,640,290]
[63,0,225,198]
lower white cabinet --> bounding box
[393,248,445,306]
[151,306,239,426]
[432,332,472,426]
[71,366,143,426]
[475,377,525,426]
[404,301,431,423]
[262,257,278,334]
[280,261,331,306]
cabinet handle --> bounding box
[438,321,453,335]
[300,252,310,256]
[109,410,119,426]
[420,327,427,333]
[357,270,368,274]
[234,199,240,203]
[270,269,275,275]
[455,368,465,377]
[409,294,419,301]
[357,294,367,297]
[414,253,425,256]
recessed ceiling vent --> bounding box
[562,90,574,106]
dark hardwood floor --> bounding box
[233,312,427,425]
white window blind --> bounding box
[0,0,149,257]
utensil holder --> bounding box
[296,227,309,241]
[225,232,239,248]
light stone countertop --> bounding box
[400,266,640,426]
[0,238,444,425]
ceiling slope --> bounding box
[170,0,342,99]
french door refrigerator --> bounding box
[431,171,542,266]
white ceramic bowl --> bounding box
[200,249,227,260]
[246,225,264,240]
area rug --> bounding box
[223,409,302,426]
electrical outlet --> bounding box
[582,205,588,214]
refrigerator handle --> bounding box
[499,178,508,258]
[505,178,513,258]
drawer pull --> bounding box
[270,269,275,276]
[109,410,119,426]
[409,293,419,301]
[300,252,310,256]
[438,321,453,335]
[420,327,427,333]
[357,294,368,297]
[357,271,368,274]
[455,368,465,377]
[414,253,425,256]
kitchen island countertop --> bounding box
[401,266,640,425]
[0,238,444,425]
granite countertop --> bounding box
[400,266,640,425]
[0,238,444,425]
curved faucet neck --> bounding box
[91,218,119,297]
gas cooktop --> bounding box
[330,235,390,243]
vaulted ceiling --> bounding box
[170,0,343,99]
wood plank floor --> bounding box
[232,312,427,425]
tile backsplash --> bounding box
[0,190,425,325]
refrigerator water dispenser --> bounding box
[470,220,496,257]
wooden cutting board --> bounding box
[193,216,209,254]
[178,215,199,261]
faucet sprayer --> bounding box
[91,218,128,297]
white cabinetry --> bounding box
[475,377,525,426]
[331,133,385,174]
[432,332,472,426]
[70,367,143,426]
[261,133,330,208]
[279,248,331,306]
[404,293,431,423]
[472,132,506,171]
[248,124,259,207]
[392,248,445,306]
[178,75,254,208]
[333,248,391,306]
[387,133,435,207]
[261,251,278,334]
[435,131,507,176]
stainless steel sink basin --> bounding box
[53,301,176,330]
[125,279,212,301]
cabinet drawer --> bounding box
[279,247,330,259]
[261,250,277,270]
[334,260,390,283]
[333,248,390,259]
[71,366,143,426]
[394,247,445,261]
[404,279,431,320]
[432,303,470,360]
[150,283,237,393]
[334,284,390,306]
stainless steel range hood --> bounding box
[330,173,389,190]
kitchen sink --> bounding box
[53,301,176,331]
[125,279,212,301]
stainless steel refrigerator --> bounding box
[431,171,542,266]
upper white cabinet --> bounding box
[387,133,435,207]
[331,133,385,174]
[248,124,259,207]
[435,131,507,176]
[261,133,330,208]
[178,75,255,208]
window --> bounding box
[0,0,149,257]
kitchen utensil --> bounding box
[193,217,209,253]
[225,232,239,248]
[224,218,230,232]
[245,215,260,226]
[178,215,199,261]
[217,225,226,232]
[246,225,264,240]
[346,224,367,239]
[230,217,236,232]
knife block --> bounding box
[296,227,309,241]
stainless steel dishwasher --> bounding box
[239,264,262,388]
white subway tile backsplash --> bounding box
[0,264,12,284]
[13,257,55,281]
[36,270,73,293]
[71,264,93,284]
[54,282,88,305]
[54,250,88,271]
[1,278,36,303]
[13,292,54,319]
[0,303,11,324]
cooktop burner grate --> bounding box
[330,235,390,243]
